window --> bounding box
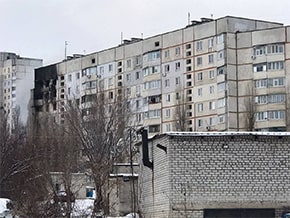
[166,94,171,102]
[197,72,203,81]
[217,34,224,44]
[109,91,114,99]
[209,101,215,110]
[268,77,285,87]
[175,77,180,85]
[198,119,203,127]
[208,54,214,64]
[267,61,284,71]
[165,109,171,118]
[208,38,214,48]
[217,66,225,75]
[136,85,141,95]
[268,110,285,120]
[186,66,192,71]
[186,51,192,56]
[165,124,171,132]
[149,124,160,133]
[186,74,192,79]
[253,63,267,72]
[255,94,285,104]
[136,99,140,108]
[218,115,225,123]
[164,64,170,72]
[197,103,203,112]
[143,80,161,90]
[175,47,181,56]
[217,82,226,92]
[127,87,131,95]
[155,41,160,47]
[218,98,226,108]
[255,95,267,104]
[146,109,161,118]
[165,79,170,87]
[186,44,191,49]
[175,62,181,71]
[126,73,131,81]
[68,74,72,82]
[136,71,140,80]
[217,50,224,60]
[109,64,113,72]
[196,41,203,51]
[209,70,215,79]
[76,72,80,79]
[126,59,132,68]
[109,78,113,86]
[197,57,202,66]
[91,58,95,64]
[255,79,267,88]
[164,50,170,58]
[136,113,142,122]
[209,117,216,126]
[197,88,202,96]
[267,44,284,54]
[268,94,285,104]
[136,55,142,66]
[210,85,214,94]
[255,46,266,56]
[256,112,268,121]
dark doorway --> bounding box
[204,208,275,218]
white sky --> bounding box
[1,0,290,65]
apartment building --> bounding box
[33,16,290,134]
[0,52,42,128]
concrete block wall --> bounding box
[140,133,290,218]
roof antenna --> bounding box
[211,14,213,19]
[121,32,123,44]
[64,41,68,60]
[188,12,191,25]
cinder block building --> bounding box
[33,16,290,134]
[138,131,290,218]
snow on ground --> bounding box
[72,199,139,218]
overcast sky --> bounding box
[1,0,290,65]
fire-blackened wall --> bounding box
[34,64,57,112]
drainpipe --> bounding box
[235,31,240,131]
[137,128,153,169]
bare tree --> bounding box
[174,90,187,131]
[244,85,256,131]
[64,90,129,216]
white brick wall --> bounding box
[139,133,290,218]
